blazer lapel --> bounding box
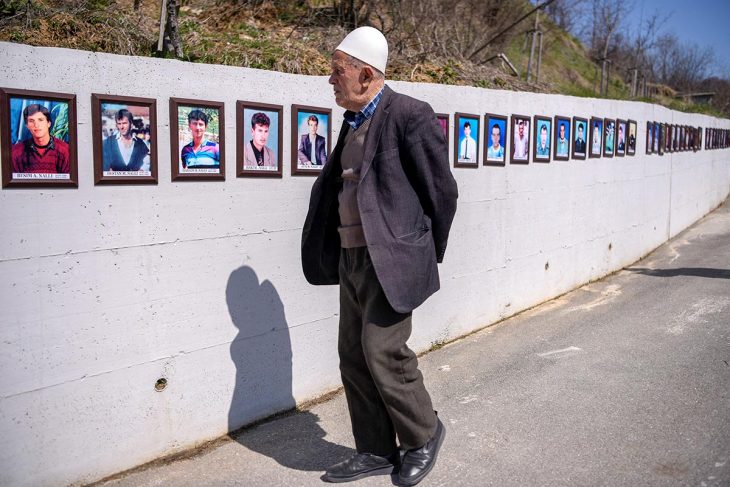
[360,85,392,179]
[323,120,350,179]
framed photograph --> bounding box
[603,118,615,158]
[680,125,686,151]
[572,116,588,160]
[589,117,603,158]
[615,119,627,157]
[673,124,679,151]
[454,113,479,167]
[92,94,156,184]
[1,88,78,188]
[169,98,224,181]
[510,114,531,164]
[695,127,703,150]
[657,123,664,156]
[484,114,507,166]
[646,121,654,155]
[236,101,283,178]
[436,113,449,141]
[664,124,671,153]
[627,119,637,156]
[553,115,570,161]
[533,115,552,162]
[291,105,331,176]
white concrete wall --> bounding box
[0,43,728,486]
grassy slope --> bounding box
[0,0,721,116]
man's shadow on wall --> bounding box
[226,265,352,471]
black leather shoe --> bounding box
[398,418,446,486]
[322,452,399,483]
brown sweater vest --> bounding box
[337,118,372,248]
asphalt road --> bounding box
[100,200,730,487]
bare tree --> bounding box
[163,0,184,58]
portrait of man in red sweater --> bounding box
[11,103,70,176]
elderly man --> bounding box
[301,27,458,485]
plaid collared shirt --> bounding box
[343,86,384,130]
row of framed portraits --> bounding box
[645,121,706,155]
[2,87,727,188]
[1,88,332,188]
[448,113,641,167]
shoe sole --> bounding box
[398,422,446,486]
[322,464,396,483]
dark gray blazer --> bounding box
[301,86,458,313]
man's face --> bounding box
[491,126,500,147]
[619,125,624,140]
[189,119,206,140]
[116,117,131,138]
[540,128,547,145]
[518,121,524,137]
[578,126,584,139]
[464,125,471,138]
[251,123,269,148]
[560,124,565,138]
[308,120,318,135]
[329,50,364,111]
[25,111,51,142]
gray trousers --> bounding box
[338,247,437,454]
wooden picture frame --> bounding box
[237,101,283,178]
[510,114,531,164]
[484,113,507,166]
[454,112,480,168]
[1,88,78,188]
[603,118,615,158]
[589,117,603,159]
[645,121,653,155]
[170,98,225,181]
[572,116,588,160]
[657,122,664,155]
[92,93,157,185]
[627,119,637,156]
[615,119,627,157]
[291,104,331,176]
[533,115,552,163]
[553,115,571,161]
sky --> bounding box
[625,0,730,78]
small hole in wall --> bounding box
[608,243,613,250]
[544,262,549,271]
[155,378,167,392]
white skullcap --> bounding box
[335,26,388,74]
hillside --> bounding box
[0,0,722,116]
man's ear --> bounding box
[360,66,374,86]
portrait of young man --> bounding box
[11,103,70,177]
[627,120,637,155]
[102,107,150,174]
[244,111,277,170]
[616,120,626,156]
[297,113,327,167]
[457,119,478,163]
[180,109,220,172]
[511,115,530,162]
[603,119,615,157]
[534,117,551,161]
[590,118,603,157]
[573,118,587,159]
[554,117,570,160]
[301,26,458,486]
[486,116,506,164]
